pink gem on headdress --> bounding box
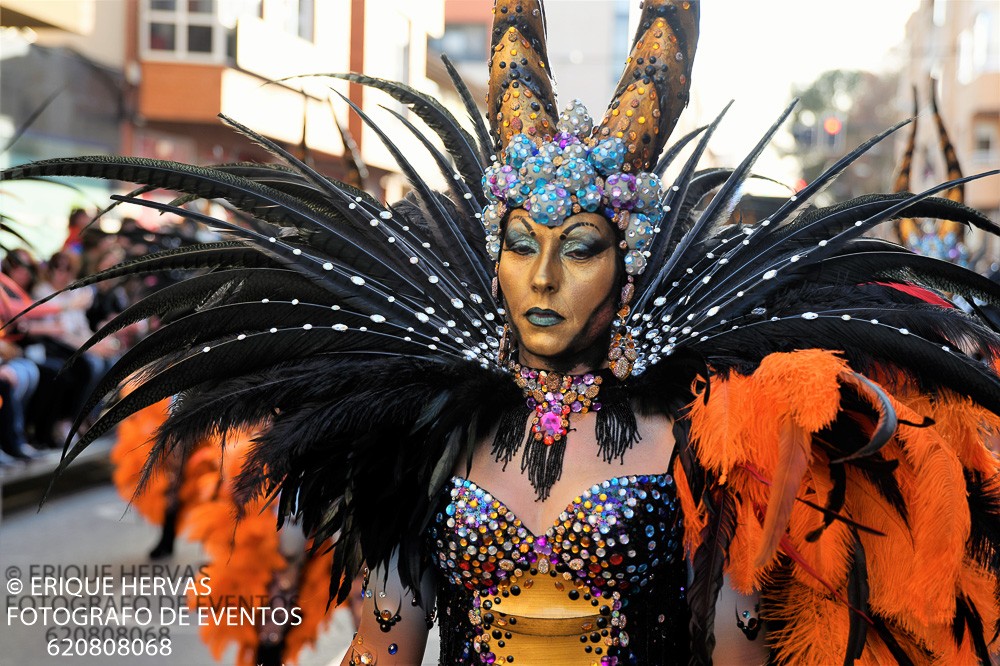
[488,164,519,199]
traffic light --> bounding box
[822,116,844,149]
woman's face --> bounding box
[48,257,77,290]
[7,264,33,291]
[3,251,35,291]
[498,209,619,373]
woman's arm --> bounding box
[712,576,769,666]
[340,556,433,666]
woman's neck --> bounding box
[516,348,609,376]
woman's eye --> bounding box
[562,241,603,259]
[504,236,537,255]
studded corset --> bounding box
[428,474,690,665]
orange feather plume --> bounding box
[110,399,174,524]
[686,348,1000,662]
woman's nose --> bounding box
[530,250,560,293]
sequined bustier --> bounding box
[428,474,690,665]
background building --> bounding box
[431,0,632,141]
[4,1,997,266]
[1,0,451,252]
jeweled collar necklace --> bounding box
[493,364,638,500]
[513,364,604,445]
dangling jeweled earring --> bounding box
[609,276,638,380]
[498,323,514,367]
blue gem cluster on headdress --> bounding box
[480,99,665,275]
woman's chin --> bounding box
[517,332,571,363]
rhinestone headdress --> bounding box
[481,100,665,276]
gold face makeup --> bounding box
[497,209,619,373]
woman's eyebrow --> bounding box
[560,221,599,237]
[513,218,536,236]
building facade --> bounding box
[2,0,449,246]
[901,0,1000,267]
[431,0,633,141]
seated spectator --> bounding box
[0,337,42,461]
[1,249,38,296]
[86,246,130,332]
[62,208,90,255]
[1,251,48,462]
[19,251,117,447]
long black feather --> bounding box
[1,88,62,154]
[653,123,708,177]
[2,242,269,330]
[952,595,991,663]
[335,95,493,305]
[844,529,870,665]
[687,483,737,664]
[440,53,493,166]
[318,72,484,183]
[66,268,320,361]
[829,372,898,464]
[380,106,484,222]
[965,471,1000,574]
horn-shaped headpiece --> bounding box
[487,0,559,150]
[481,0,700,279]
[894,79,969,264]
[597,0,699,172]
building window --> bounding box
[188,24,213,52]
[188,0,213,13]
[429,24,488,63]
[149,22,177,50]
[143,0,222,60]
[972,121,998,162]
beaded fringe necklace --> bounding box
[491,365,641,500]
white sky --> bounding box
[686,0,921,178]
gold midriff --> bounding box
[471,561,620,665]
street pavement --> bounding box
[0,481,443,665]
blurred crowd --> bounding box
[0,208,201,468]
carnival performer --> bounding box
[4,1,1000,664]
[893,80,972,265]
